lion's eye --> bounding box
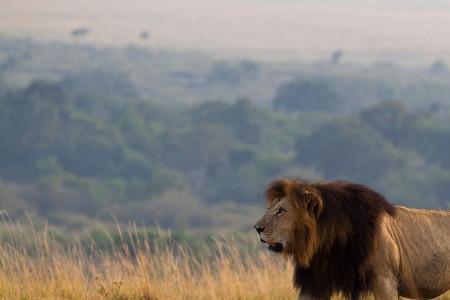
[276,208,286,216]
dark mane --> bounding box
[267,179,396,300]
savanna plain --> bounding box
[0,224,449,300]
[2,7,450,297]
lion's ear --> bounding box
[299,190,323,218]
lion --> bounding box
[254,179,450,300]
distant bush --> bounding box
[295,118,405,182]
[273,77,345,113]
[2,37,450,233]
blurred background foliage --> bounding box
[1,37,450,243]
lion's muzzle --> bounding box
[254,223,265,234]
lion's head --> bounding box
[254,179,323,266]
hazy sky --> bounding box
[3,0,450,64]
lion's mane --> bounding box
[266,179,396,300]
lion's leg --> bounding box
[297,293,314,300]
[297,293,329,300]
[372,275,399,300]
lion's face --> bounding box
[254,197,297,253]
[255,180,324,266]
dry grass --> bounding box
[0,222,296,300]
[0,223,448,300]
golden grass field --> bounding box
[0,224,448,300]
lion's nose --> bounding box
[254,225,265,234]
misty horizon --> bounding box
[2,0,450,65]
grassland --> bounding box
[0,222,296,300]
[0,223,448,300]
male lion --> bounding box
[254,179,450,300]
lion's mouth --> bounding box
[259,238,284,253]
[268,243,284,253]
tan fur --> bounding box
[373,207,450,299]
